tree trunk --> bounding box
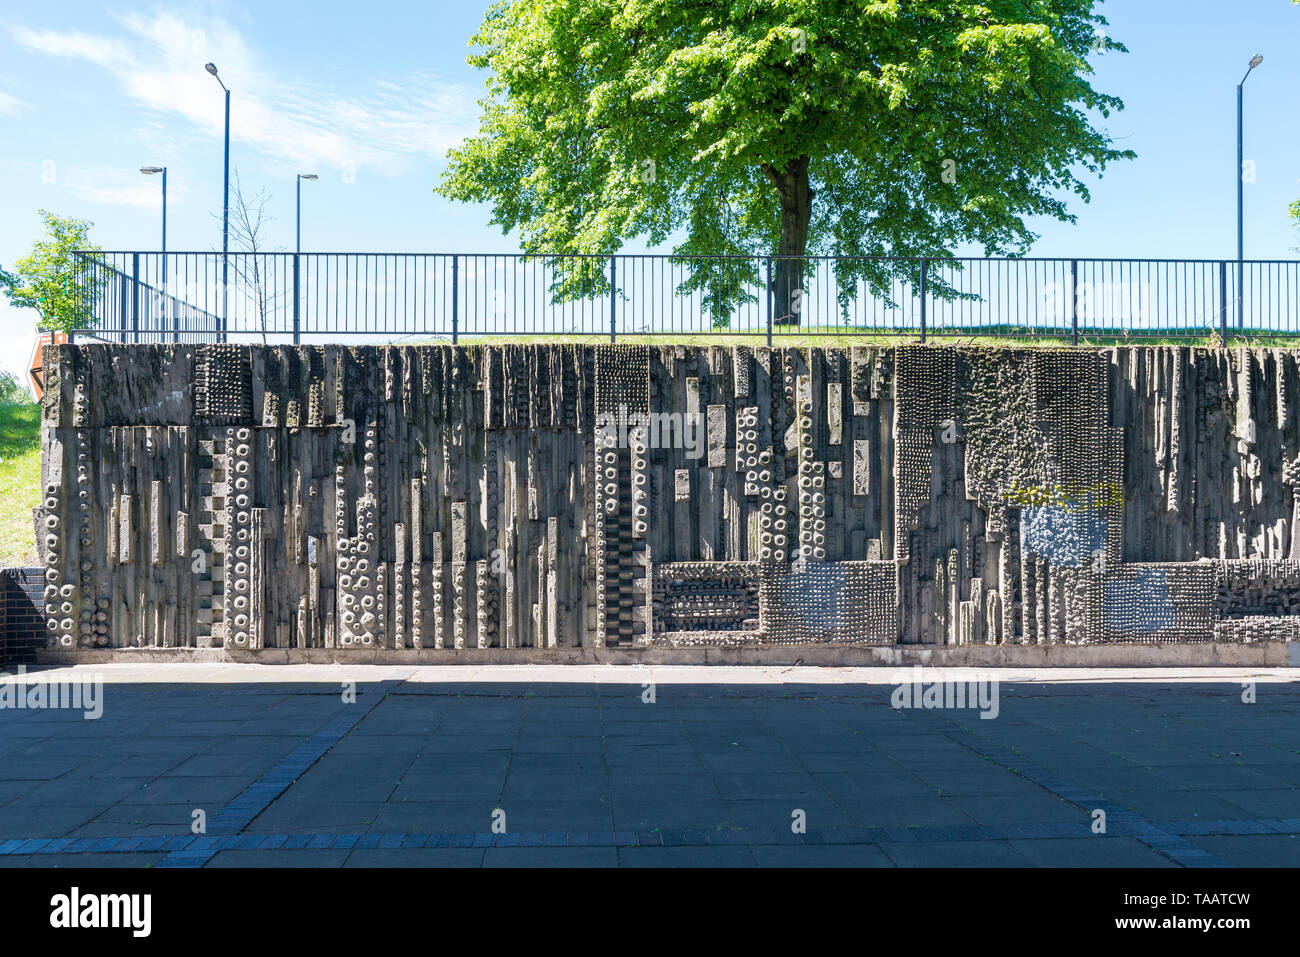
[763,157,813,327]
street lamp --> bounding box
[206,62,230,341]
[1237,53,1262,330]
[140,166,167,289]
[296,173,318,254]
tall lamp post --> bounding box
[206,62,230,341]
[296,173,318,253]
[140,166,166,290]
[1237,53,1263,330]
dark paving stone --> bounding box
[1186,834,1300,867]
[834,794,977,829]
[876,839,1035,867]
[502,770,608,802]
[0,756,93,780]
[722,798,857,832]
[165,753,283,778]
[612,799,733,832]
[748,844,895,867]
[1047,764,1188,793]
[1102,790,1263,822]
[343,848,486,867]
[710,772,821,801]
[5,777,143,808]
[483,846,617,867]
[366,801,499,834]
[949,792,1090,825]
[1214,789,1300,818]
[1142,763,1287,790]
[498,801,615,832]
[405,751,514,774]
[207,849,352,867]
[245,800,384,831]
[391,771,506,805]
[1006,837,1177,867]
[616,845,757,867]
[0,805,103,838]
[0,853,165,868]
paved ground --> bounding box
[0,664,1296,867]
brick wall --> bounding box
[0,567,44,666]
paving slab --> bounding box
[748,844,895,867]
[1186,835,1300,867]
[482,847,618,868]
[1007,837,1178,867]
[616,845,758,867]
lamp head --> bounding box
[140,166,164,175]
[299,173,319,181]
[204,62,219,76]
[1249,54,1264,69]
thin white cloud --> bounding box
[6,159,177,209]
[10,10,479,178]
[66,167,168,208]
[0,90,23,115]
[8,28,131,67]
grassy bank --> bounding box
[0,401,40,567]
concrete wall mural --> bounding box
[36,343,1300,654]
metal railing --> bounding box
[70,252,1300,345]
[71,254,224,343]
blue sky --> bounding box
[1,0,1298,377]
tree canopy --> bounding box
[0,210,102,334]
[439,0,1133,325]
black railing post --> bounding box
[609,256,617,343]
[1220,260,1229,345]
[1070,259,1079,345]
[451,254,459,345]
[172,262,180,345]
[220,253,228,345]
[65,267,75,342]
[292,253,301,345]
[766,257,773,348]
[918,257,928,344]
[118,272,127,345]
[1237,260,1245,332]
[131,252,141,344]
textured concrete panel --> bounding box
[37,344,1300,655]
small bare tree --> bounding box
[218,170,279,344]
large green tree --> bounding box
[0,210,103,334]
[439,0,1133,325]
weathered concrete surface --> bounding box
[37,343,1300,658]
[34,640,1297,667]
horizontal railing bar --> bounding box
[74,251,1300,265]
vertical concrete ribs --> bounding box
[36,343,1300,653]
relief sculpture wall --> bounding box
[36,343,1300,654]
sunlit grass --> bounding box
[0,401,41,567]
[412,328,1299,349]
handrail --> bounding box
[67,251,1300,345]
